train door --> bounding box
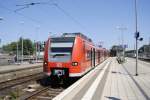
[91,48,95,67]
[93,48,95,67]
[98,51,100,63]
[91,48,93,67]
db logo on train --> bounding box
[56,63,62,67]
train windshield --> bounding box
[49,37,75,62]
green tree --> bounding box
[2,38,35,55]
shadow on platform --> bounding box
[111,71,133,76]
[105,96,121,100]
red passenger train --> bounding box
[43,33,109,81]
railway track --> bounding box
[0,71,67,100]
[0,72,44,91]
[24,87,64,100]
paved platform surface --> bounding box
[0,63,42,74]
[54,57,150,100]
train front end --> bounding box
[43,35,80,80]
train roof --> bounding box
[62,33,92,42]
[49,33,107,49]
[50,37,75,43]
[49,33,92,43]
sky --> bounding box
[0,0,150,49]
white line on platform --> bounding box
[53,59,110,100]
[81,61,110,100]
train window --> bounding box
[50,37,75,43]
[49,42,73,62]
[95,52,98,59]
[51,47,72,52]
[49,37,75,62]
[49,47,72,62]
[98,51,100,58]
[51,43,73,48]
[86,51,91,60]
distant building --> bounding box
[110,45,123,57]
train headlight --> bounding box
[44,62,47,65]
[43,61,48,72]
[44,61,48,66]
[72,62,78,66]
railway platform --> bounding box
[53,57,150,100]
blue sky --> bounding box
[0,0,150,49]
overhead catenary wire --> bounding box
[15,2,51,12]
[1,1,91,38]
[14,5,29,12]
[49,2,91,36]
[14,1,89,34]
[52,3,86,30]
[0,3,42,24]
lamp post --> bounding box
[16,31,20,64]
[34,40,37,63]
[134,0,138,76]
[35,25,40,63]
[134,0,139,76]
[134,0,143,76]
[0,17,3,51]
[21,37,23,63]
[16,39,19,63]
[20,21,24,64]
